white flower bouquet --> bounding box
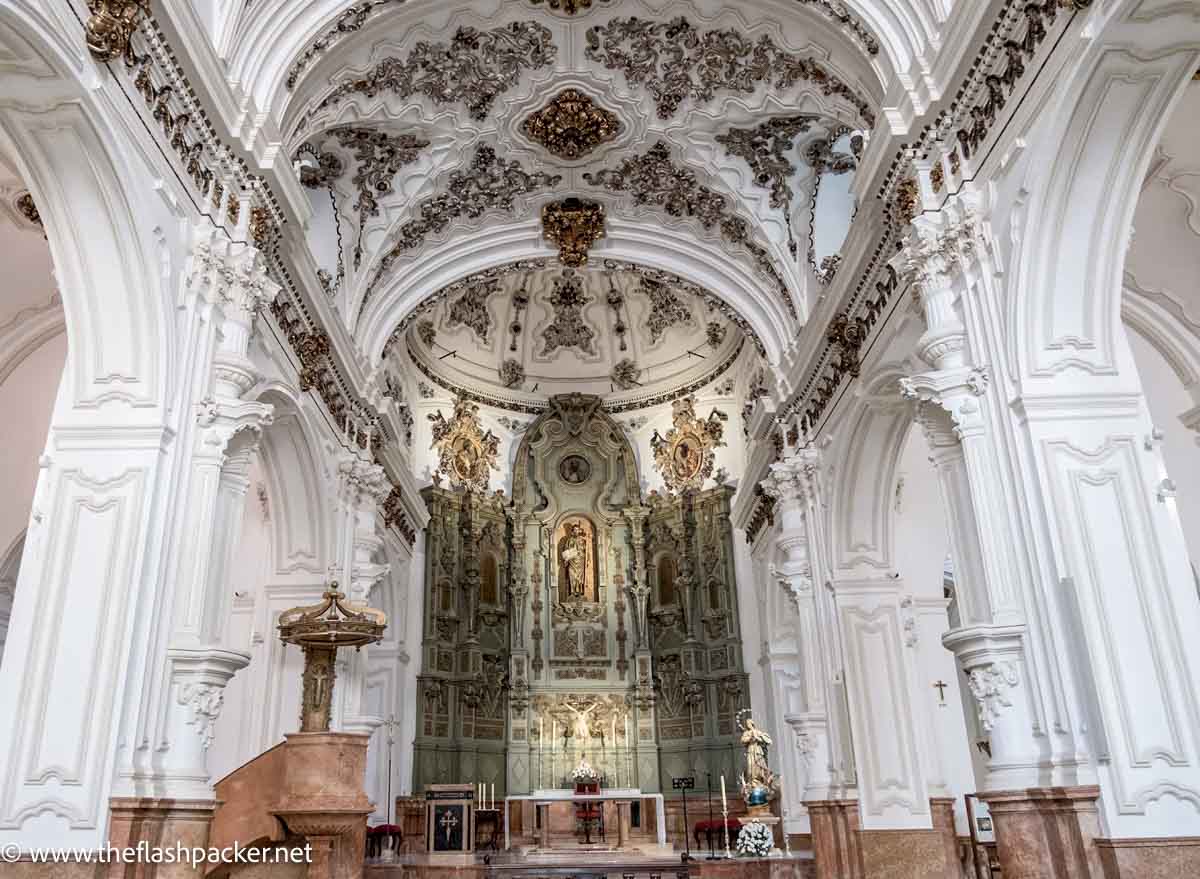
[735,821,773,858]
[570,758,599,782]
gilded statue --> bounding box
[737,711,779,812]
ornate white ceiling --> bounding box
[387,260,750,410]
[267,0,888,370]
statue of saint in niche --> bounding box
[557,518,596,603]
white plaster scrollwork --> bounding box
[177,682,224,750]
[794,730,817,768]
[770,562,813,611]
[900,596,918,647]
[965,662,1019,732]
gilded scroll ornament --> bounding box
[85,0,150,64]
[650,396,728,491]
[428,398,500,492]
[541,198,606,267]
[521,89,623,160]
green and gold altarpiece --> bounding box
[412,395,750,798]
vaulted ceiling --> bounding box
[224,0,906,374]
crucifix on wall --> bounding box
[933,680,948,706]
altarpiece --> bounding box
[412,395,750,799]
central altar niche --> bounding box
[556,517,596,604]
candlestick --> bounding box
[720,778,729,859]
[491,783,495,811]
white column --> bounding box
[123,228,278,800]
[761,450,838,813]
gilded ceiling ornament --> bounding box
[447,276,499,343]
[930,163,945,194]
[816,254,842,287]
[85,0,150,64]
[521,89,623,160]
[428,398,500,493]
[312,22,556,124]
[541,271,596,356]
[15,192,42,230]
[584,142,794,321]
[298,147,345,189]
[826,312,868,378]
[500,358,526,389]
[895,177,920,226]
[541,198,606,267]
[326,127,430,269]
[706,322,727,349]
[250,208,275,250]
[805,135,858,176]
[585,16,875,126]
[641,277,695,344]
[716,116,817,213]
[366,147,561,309]
[793,0,880,56]
[286,1,405,90]
[610,358,642,391]
[651,397,728,492]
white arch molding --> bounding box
[357,219,797,370]
[0,0,187,851]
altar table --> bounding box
[502,788,666,851]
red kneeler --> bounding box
[574,781,604,844]
[694,817,741,850]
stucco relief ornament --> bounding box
[177,683,223,750]
[585,17,874,126]
[541,198,606,267]
[650,396,728,491]
[447,276,498,342]
[542,271,597,355]
[641,277,695,344]
[428,398,500,492]
[528,0,613,14]
[610,358,642,391]
[584,143,794,320]
[521,89,623,159]
[966,662,1019,732]
[499,358,526,389]
[310,22,556,124]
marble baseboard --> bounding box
[1096,836,1200,878]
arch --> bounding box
[0,4,172,415]
[827,365,913,574]
[1012,3,1200,387]
[359,220,794,368]
[254,387,331,576]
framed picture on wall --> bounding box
[965,794,996,844]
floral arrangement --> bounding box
[570,758,598,782]
[735,821,773,857]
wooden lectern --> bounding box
[424,784,475,855]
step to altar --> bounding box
[365,852,815,879]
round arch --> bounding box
[0,4,173,416]
[1011,3,1200,388]
[358,218,796,368]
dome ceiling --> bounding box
[388,261,751,410]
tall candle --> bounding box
[491,783,495,811]
[720,775,727,811]
[611,716,616,747]
[553,720,557,748]
[540,716,544,746]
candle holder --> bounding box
[722,803,732,859]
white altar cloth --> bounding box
[502,788,666,849]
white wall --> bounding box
[1127,326,1200,590]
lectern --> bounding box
[424,784,475,855]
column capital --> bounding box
[186,226,279,319]
[338,456,391,506]
[195,395,274,454]
[900,365,990,444]
[760,449,821,509]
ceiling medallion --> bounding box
[521,89,623,160]
[651,396,728,492]
[429,398,500,493]
[541,198,606,267]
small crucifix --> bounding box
[933,680,948,705]
[439,808,459,841]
